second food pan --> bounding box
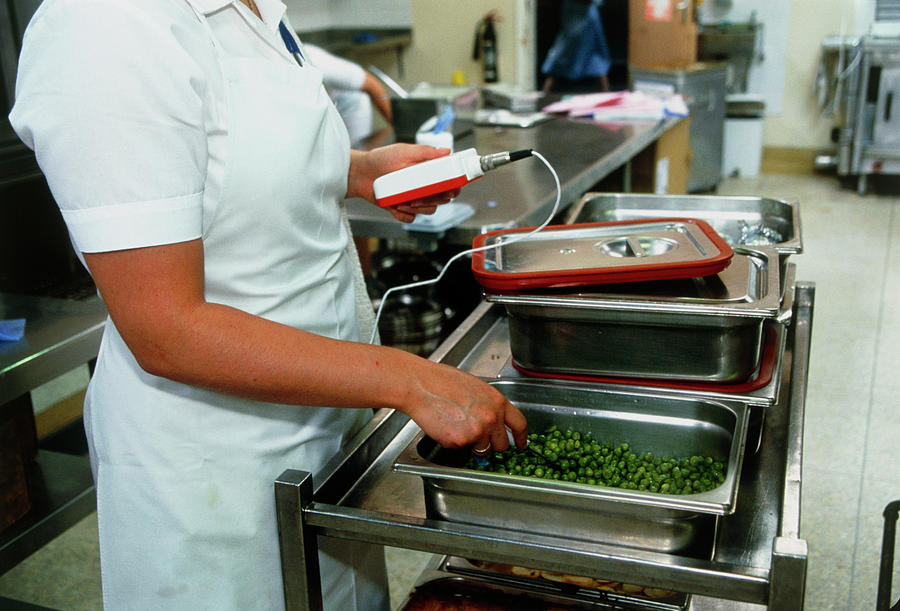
[564,193,802,261]
[485,245,782,383]
[394,379,749,555]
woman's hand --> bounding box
[400,359,528,453]
[348,144,460,223]
[361,72,393,124]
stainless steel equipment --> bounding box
[697,21,764,94]
[630,64,728,192]
[402,555,691,610]
[565,192,802,299]
[398,569,605,610]
[564,193,802,262]
[0,293,105,576]
[485,246,783,383]
[274,283,814,610]
[823,35,900,194]
[395,379,749,554]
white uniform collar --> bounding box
[186,0,287,31]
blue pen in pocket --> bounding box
[278,22,306,67]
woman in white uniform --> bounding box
[9,0,528,609]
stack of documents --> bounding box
[542,91,689,121]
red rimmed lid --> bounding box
[471,218,734,291]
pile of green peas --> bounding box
[465,425,726,495]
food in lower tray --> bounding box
[464,425,726,494]
[402,577,596,610]
[468,560,677,600]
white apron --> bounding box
[85,4,387,609]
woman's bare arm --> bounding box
[84,239,526,451]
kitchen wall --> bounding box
[286,0,412,32]
[404,0,522,88]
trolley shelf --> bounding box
[275,283,815,611]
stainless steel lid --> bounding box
[472,218,734,291]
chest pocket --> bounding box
[210,57,348,238]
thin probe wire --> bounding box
[368,150,561,345]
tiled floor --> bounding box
[1,171,898,610]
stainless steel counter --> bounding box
[0,292,106,407]
[0,292,106,576]
[345,117,680,246]
[274,283,813,610]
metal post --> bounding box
[768,283,814,611]
[877,500,900,611]
[622,159,632,192]
[275,469,322,611]
[769,537,808,611]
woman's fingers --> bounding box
[388,188,461,223]
[505,403,529,449]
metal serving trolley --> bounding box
[274,279,813,610]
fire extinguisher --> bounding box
[473,12,498,83]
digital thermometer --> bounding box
[373,148,532,208]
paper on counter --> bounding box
[403,202,475,233]
[542,91,689,121]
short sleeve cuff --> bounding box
[61,192,203,253]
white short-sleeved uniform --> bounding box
[10,0,387,609]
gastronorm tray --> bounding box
[443,556,690,610]
[511,322,780,391]
[564,193,802,260]
[399,571,603,610]
[484,246,782,383]
[394,379,749,554]
[471,218,734,291]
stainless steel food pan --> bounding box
[403,557,690,610]
[400,571,604,610]
[485,246,782,383]
[564,192,802,259]
[442,556,690,610]
[394,379,749,554]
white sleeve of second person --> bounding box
[8,0,206,254]
[303,44,366,93]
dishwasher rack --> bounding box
[274,283,814,611]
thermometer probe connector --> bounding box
[479,149,533,172]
